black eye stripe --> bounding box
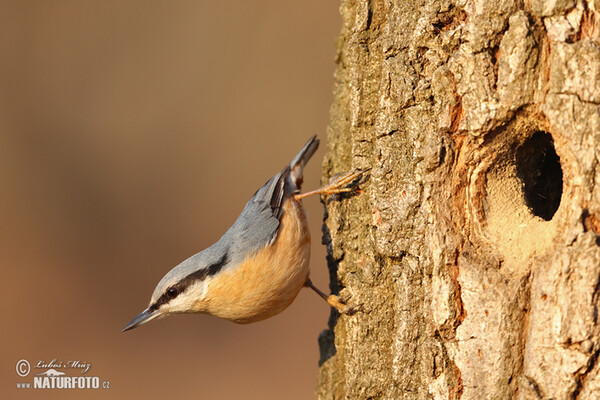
[149,251,229,310]
[183,251,229,283]
[206,252,228,276]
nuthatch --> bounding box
[123,136,363,332]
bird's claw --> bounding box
[327,293,362,315]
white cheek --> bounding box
[164,281,208,313]
[186,281,208,302]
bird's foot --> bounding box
[294,168,369,200]
[326,293,362,315]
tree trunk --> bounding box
[317,1,600,399]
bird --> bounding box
[122,135,363,332]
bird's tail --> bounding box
[289,135,319,189]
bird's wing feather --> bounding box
[209,136,319,268]
[219,168,289,265]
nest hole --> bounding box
[515,131,563,221]
[482,127,565,266]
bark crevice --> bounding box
[318,1,600,399]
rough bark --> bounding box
[317,0,600,399]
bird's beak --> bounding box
[122,307,159,332]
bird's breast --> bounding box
[199,196,311,323]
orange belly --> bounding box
[198,197,311,323]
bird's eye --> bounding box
[166,286,178,299]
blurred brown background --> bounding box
[0,1,340,399]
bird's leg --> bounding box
[305,279,360,315]
[294,169,366,201]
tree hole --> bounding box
[515,132,563,221]
[481,124,566,265]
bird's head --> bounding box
[122,250,228,332]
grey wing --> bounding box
[218,167,290,265]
